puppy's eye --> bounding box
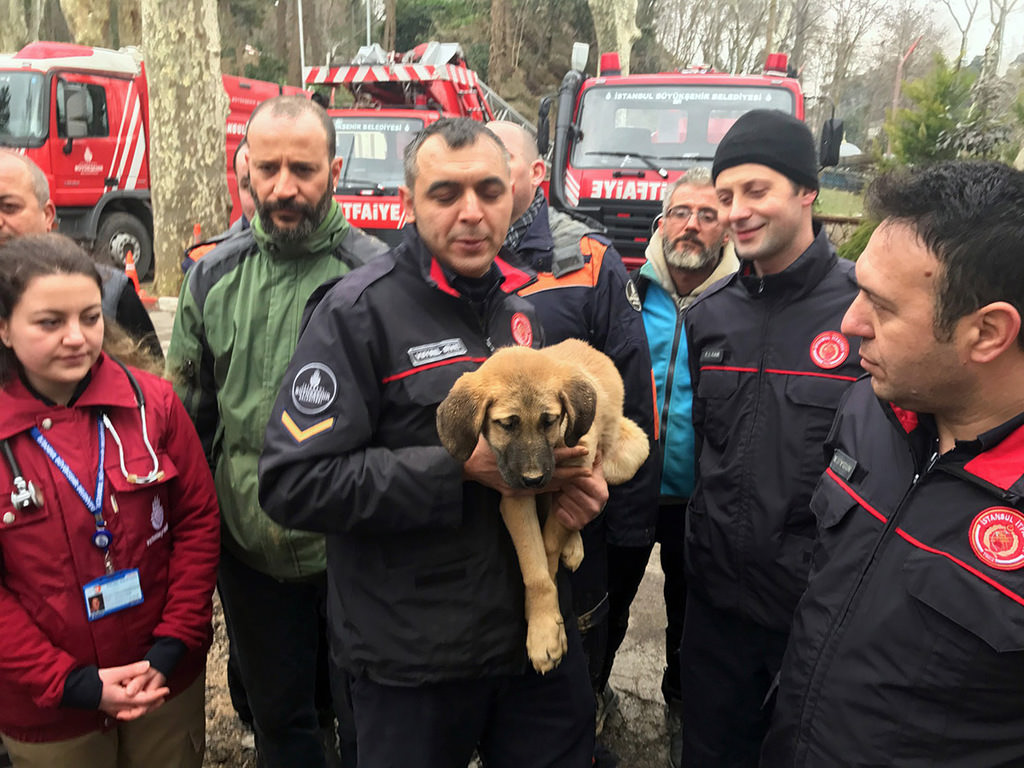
[540,413,559,428]
[495,416,520,431]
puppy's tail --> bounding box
[602,418,650,485]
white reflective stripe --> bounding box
[115,94,141,184]
[565,172,580,207]
[125,121,146,190]
[106,80,135,189]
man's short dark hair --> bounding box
[246,95,336,162]
[867,161,1024,348]
[403,118,509,189]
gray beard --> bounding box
[663,237,719,271]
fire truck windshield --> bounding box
[333,116,424,193]
[571,84,794,170]
[0,71,47,145]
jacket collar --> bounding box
[506,202,555,272]
[737,224,836,299]
[403,225,536,298]
[882,398,1024,498]
[0,353,137,439]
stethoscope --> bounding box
[3,358,164,512]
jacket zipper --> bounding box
[658,307,685,455]
[736,290,772,599]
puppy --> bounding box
[436,338,649,673]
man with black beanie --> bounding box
[678,109,861,766]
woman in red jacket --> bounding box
[0,233,219,767]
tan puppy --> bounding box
[436,338,649,673]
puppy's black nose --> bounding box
[520,475,545,488]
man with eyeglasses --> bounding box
[632,166,737,768]
[678,110,861,767]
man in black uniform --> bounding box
[681,110,861,766]
[763,161,1024,767]
[258,118,608,768]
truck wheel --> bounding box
[96,213,153,280]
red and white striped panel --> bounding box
[304,64,479,87]
[107,79,146,192]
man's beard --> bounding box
[663,232,721,271]
[257,184,334,242]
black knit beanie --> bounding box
[712,109,820,191]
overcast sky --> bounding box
[942,2,1024,69]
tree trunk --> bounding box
[141,0,229,296]
[489,0,513,83]
[587,0,640,74]
[115,0,142,45]
[1,0,29,50]
[27,0,45,41]
[60,0,111,44]
[383,0,396,51]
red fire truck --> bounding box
[0,41,301,278]
[305,41,531,247]
[539,46,842,267]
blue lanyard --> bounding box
[31,417,106,518]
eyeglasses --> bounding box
[665,205,718,225]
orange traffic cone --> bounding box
[124,249,157,308]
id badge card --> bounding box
[84,569,144,621]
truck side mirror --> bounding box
[63,89,88,153]
[819,118,843,168]
[537,96,552,156]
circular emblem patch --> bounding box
[809,331,850,370]
[511,312,533,347]
[625,279,642,312]
[291,362,338,415]
[969,507,1024,570]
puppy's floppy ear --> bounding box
[560,375,597,447]
[436,372,490,461]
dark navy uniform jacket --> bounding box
[258,228,549,685]
[763,380,1024,767]
[684,227,860,631]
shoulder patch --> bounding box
[625,279,642,311]
[291,363,338,415]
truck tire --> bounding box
[96,212,153,280]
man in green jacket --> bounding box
[167,95,386,768]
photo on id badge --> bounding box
[84,569,144,621]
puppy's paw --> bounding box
[560,531,584,572]
[526,614,567,674]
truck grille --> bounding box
[583,198,659,267]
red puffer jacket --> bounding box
[0,353,219,742]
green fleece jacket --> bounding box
[167,202,387,579]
